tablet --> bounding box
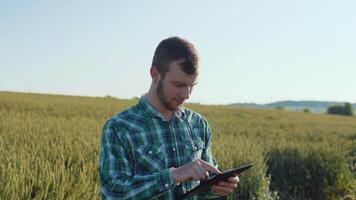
[176,164,253,200]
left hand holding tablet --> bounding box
[211,176,239,196]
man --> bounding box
[100,37,239,199]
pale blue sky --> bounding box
[1,0,355,104]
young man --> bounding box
[100,37,239,199]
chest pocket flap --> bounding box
[135,144,166,173]
[184,137,205,162]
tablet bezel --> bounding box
[176,163,253,199]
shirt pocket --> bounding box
[184,137,205,162]
[134,144,167,173]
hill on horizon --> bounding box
[230,100,356,114]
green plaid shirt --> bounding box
[100,96,218,200]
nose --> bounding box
[181,86,192,100]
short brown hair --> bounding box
[151,36,199,77]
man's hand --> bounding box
[172,159,221,183]
[211,176,239,196]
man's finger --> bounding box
[197,159,221,174]
[217,181,238,189]
[227,176,239,183]
[195,164,209,179]
[193,165,206,179]
[211,184,233,195]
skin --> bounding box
[145,59,198,120]
[145,59,239,196]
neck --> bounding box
[145,87,174,120]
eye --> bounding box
[174,83,184,88]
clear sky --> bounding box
[1,0,355,104]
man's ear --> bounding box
[150,66,160,83]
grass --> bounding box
[0,91,355,199]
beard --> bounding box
[156,79,181,111]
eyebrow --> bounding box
[172,81,198,86]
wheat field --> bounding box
[0,91,355,200]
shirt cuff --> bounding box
[158,167,175,192]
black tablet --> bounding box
[176,164,253,200]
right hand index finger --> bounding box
[197,159,221,174]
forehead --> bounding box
[165,60,198,84]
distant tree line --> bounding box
[327,103,353,116]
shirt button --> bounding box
[165,183,169,188]
[172,148,176,151]
[149,150,152,154]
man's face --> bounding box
[156,60,198,111]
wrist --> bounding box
[171,167,180,185]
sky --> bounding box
[1,0,355,104]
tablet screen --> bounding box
[176,164,253,199]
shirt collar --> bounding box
[139,95,185,121]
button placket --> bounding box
[169,121,180,167]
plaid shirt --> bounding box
[100,96,218,200]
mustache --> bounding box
[175,97,185,103]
